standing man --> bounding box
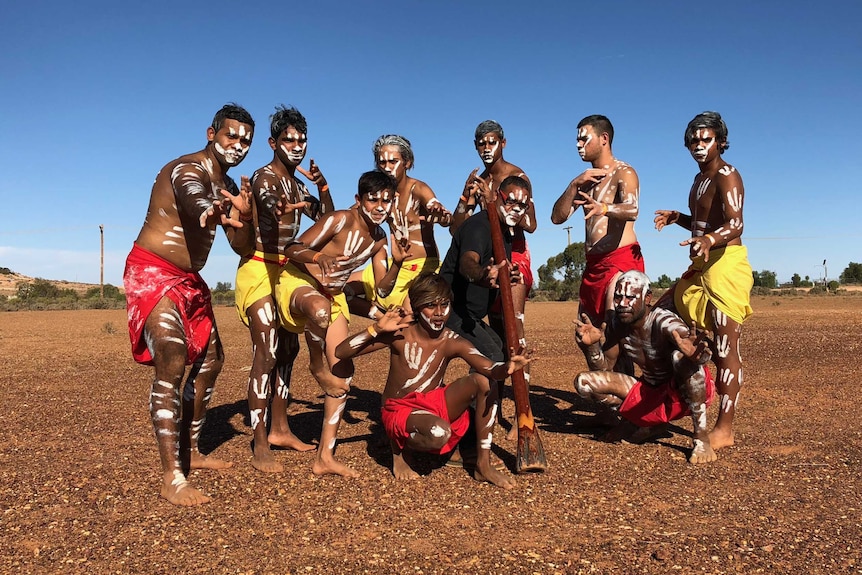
[235,105,332,473]
[124,103,256,506]
[573,271,717,463]
[551,114,645,329]
[654,111,753,451]
[452,121,536,437]
[352,134,452,312]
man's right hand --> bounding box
[573,314,605,347]
[654,210,680,231]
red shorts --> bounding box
[123,243,215,366]
[381,387,469,454]
[490,234,532,314]
[619,367,715,426]
[580,243,645,324]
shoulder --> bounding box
[647,306,686,334]
[614,159,638,179]
[410,178,436,200]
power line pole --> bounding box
[563,226,572,246]
[100,224,104,299]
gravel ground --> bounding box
[1,296,859,574]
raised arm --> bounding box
[297,159,335,219]
[335,307,412,360]
[573,313,619,371]
[581,165,639,221]
[414,181,453,228]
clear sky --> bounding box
[1,0,859,288]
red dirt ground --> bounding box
[1,296,860,574]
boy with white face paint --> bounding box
[274,170,407,478]
[551,114,645,332]
[234,106,335,473]
[123,103,256,506]
[348,134,453,314]
[654,111,753,452]
[452,121,537,439]
[572,271,718,463]
[335,273,531,488]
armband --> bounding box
[312,252,322,263]
[367,325,378,338]
[601,203,609,216]
[320,184,330,193]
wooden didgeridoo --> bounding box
[485,196,547,473]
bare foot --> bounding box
[625,423,670,445]
[190,450,233,470]
[474,465,516,490]
[268,430,316,452]
[392,452,420,480]
[689,439,717,464]
[708,427,735,450]
[160,470,210,506]
[251,445,284,473]
[312,457,360,478]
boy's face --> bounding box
[208,119,253,166]
[497,184,529,227]
[415,298,451,332]
[270,125,307,168]
[475,132,504,166]
[687,127,720,164]
[357,188,395,225]
[376,145,408,182]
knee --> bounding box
[425,423,452,450]
[573,373,593,399]
[309,302,332,331]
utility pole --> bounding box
[100,225,104,299]
[563,226,572,246]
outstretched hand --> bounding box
[207,175,253,228]
[507,345,536,374]
[466,171,495,209]
[316,253,350,278]
[573,313,605,347]
[374,306,413,333]
[578,191,608,219]
[296,159,328,189]
[653,210,679,231]
[680,234,714,262]
[422,198,452,225]
[672,324,712,366]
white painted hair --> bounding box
[617,270,651,294]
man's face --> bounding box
[270,125,307,168]
[475,132,504,166]
[416,298,451,332]
[613,275,650,324]
[688,128,719,164]
[357,188,395,226]
[576,125,600,162]
[209,119,253,167]
[376,145,407,182]
[497,184,529,227]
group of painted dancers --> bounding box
[123,104,753,505]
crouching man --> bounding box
[572,270,717,463]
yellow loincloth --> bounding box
[275,262,349,334]
[360,257,441,309]
[234,251,285,327]
[674,245,754,330]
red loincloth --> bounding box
[579,243,645,324]
[619,367,716,426]
[381,387,470,454]
[123,243,215,366]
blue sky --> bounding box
[1,0,859,288]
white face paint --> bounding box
[215,123,252,165]
[417,299,450,332]
[690,128,716,163]
[376,146,404,180]
[476,135,501,165]
[360,191,394,225]
[278,127,307,165]
[498,187,529,227]
[613,272,650,323]
[577,127,593,159]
